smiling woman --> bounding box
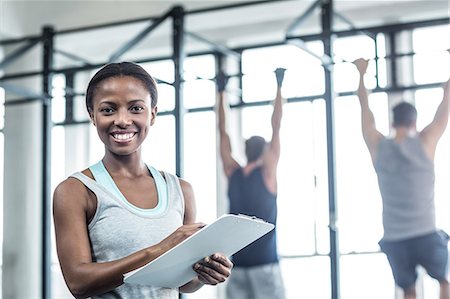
[89,76,154,157]
[52,62,233,298]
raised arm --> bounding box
[353,58,383,163]
[216,72,239,178]
[262,68,285,193]
[54,178,205,298]
[420,76,450,160]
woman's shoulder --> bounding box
[53,170,92,209]
[158,170,191,192]
[177,177,192,191]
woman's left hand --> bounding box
[193,253,233,285]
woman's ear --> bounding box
[88,109,96,126]
[150,106,158,126]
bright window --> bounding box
[340,253,395,299]
[184,111,217,223]
[143,60,176,112]
[281,257,331,299]
[183,55,216,111]
[142,115,176,174]
[412,25,450,84]
[51,74,66,123]
[184,79,215,109]
[276,100,329,257]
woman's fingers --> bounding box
[193,253,233,285]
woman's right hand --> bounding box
[158,223,206,253]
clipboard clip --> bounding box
[237,214,268,223]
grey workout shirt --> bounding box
[71,165,184,299]
[375,136,436,241]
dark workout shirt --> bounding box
[228,166,279,267]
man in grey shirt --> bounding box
[353,57,449,299]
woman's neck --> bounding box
[102,151,147,178]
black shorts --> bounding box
[379,230,449,290]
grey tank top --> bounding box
[70,166,184,299]
[374,135,436,241]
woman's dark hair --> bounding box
[392,102,417,128]
[85,62,158,114]
[245,136,267,163]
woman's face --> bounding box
[90,75,156,156]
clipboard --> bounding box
[123,213,275,288]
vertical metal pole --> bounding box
[214,52,225,76]
[42,25,54,299]
[388,32,398,88]
[374,36,380,89]
[172,6,185,177]
[237,53,243,105]
[65,72,74,123]
[321,1,340,299]
[172,8,185,298]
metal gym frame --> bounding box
[0,0,448,298]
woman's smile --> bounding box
[110,131,137,143]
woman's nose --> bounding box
[113,110,132,127]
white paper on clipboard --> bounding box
[123,213,274,288]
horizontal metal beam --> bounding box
[280,250,383,259]
[350,81,445,95]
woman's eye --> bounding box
[101,107,114,114]
[131,106,144,112]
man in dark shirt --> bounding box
[216,68,286,299]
